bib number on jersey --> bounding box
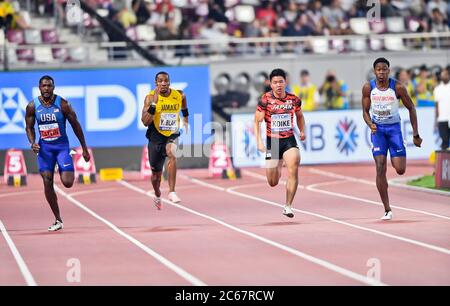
[372,103,392,118]
[159,113,179,131]
[39,123,61,140]
[271,114,292,133]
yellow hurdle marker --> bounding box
[429,151,436,165]
[7,175,27,187]
[99,168,123,181]
[13,175,21,187]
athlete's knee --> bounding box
[151,172,162,181]
[41,174,54,185]
[396,167,406,175]
[268,178,279,187]
[167,155,176,163]
[375,162,386,176]
[62,180,74,188]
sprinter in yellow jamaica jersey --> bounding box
[141,71,189,209]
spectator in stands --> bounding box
[244,19,262,38]
[132,0,152,25]
[0,0,30,29]
[150,0,176,28]
[322,0,345,34]
[283,1,299,24]
[293,69,320,111]
[379,0,399,18]
[397,69,417,106]
[414,65,436,106]
[156,18,178,40]
[282,14,316,37]
[429,8,449,33]
[434,68,450,150]
[208,0,228,23]
[256,0,277,31]
[346,2,366,19]
[105,7,127,60]
[427,0,448,18]
[117,5,137,29]
[307,0,324,34]
[319,70,349,109]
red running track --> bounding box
[0,161,449,285]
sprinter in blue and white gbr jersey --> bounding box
[362,58,422,221]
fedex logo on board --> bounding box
[0,83,188,134]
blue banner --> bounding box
[0,66,211,149]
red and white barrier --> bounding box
[73,147,96,184]
[3,149,27,186]
[140,146,151,180]
[208,143,233,178]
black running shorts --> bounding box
[265,135,298,160]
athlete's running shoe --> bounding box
[48,220,63,231]
[154,197,162,210]
[282,205,294,218]
[381,210,393,220]
[168,192,181,203]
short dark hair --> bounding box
[39,75,54,86]
[300,69,309,76]
[269,68,286,81]
[155,71,169,81]
[373,57,390,69]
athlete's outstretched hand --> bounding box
[413,135,422,148]
[369,123,377,134]
[257,140,266,153]
[153,87,160,104]
[31,143,40,154]
[82,148,91,162]
[179,120,189,135]
[299,131,306,141]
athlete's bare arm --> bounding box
[61,99,90,162]
[254,109,266,153]
[180,90,189,133]
[295,109,306,141]
[362,82,376,134]
[396,83,422,147]
[141,87,160,127]
[25,101,39,154]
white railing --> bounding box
[1,32,449,69]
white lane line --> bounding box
[0,190,41,198]
[118,180,386,286]
[310,167,450,197]
[306,180,450,221]
[243,169,449,220]
[309,168,375,185]
[185,172,450,256]
[68,188,120,197]
[0,220,37,286]
[54,185,206,286]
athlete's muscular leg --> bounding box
[166,142,177,193]
[374,155,391,212]
[60,171,74,188]
[390,156,406,175]
[283,148,300,206]
[151,171,163,197]
[265,159,283,187]
[40,171,62,222]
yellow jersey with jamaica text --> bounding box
[151,88,183,137]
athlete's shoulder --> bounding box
[286,92,299,101]
[171,88,183,98]
[260,91,272,102]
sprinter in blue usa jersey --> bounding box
[25,76,90,231]
[362,58,422,221]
